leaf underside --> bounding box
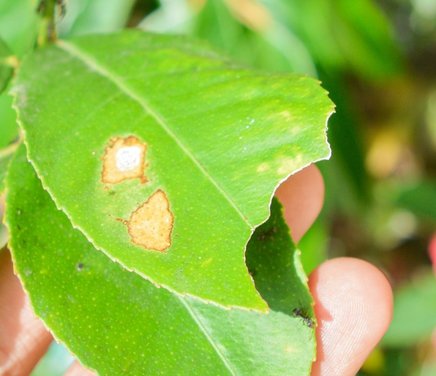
[7,146,316,375]
[13,30,333,309]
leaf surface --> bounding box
[6,147,316,375]
[0,151,12,193]
[0,128,19,194]
[14,30,333,309]
[0,37,13,93]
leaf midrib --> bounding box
[56,39,252,229]
[177,297,237,375]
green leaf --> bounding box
[13,30,333,309]
[0,125,19,194]
[261,0,402,79]
[0,37,18,168]
[394,180,436,222]
[0,37,13,93]
[58,0,137,37]
[190,0,316,75]
[7,146,316,375]
[0,0,39,57]
[0,149,13,193]
[320,74,371,206]
[383,271,436,347]
[0,93,18,150]
[298,218,328,274]
[0,0,38,157]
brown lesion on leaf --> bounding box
[126,190,174,252]
[101,136,148,184]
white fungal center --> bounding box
[115,146,142,172]
[102,136,148,184]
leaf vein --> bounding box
[177,297,237,376]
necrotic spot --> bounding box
[101,136,148,184]
[126,190,174,252]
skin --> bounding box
[0,165,393,376]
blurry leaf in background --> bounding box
[0,37,13,93]
[321,76,371,208]
[142,0,317,75]
[383,271,436,347]
[0,37,19,192]
[0,94,16,149]
[360,347,386,375]
[57,0,137,37]
[297,218,328,274]
[0,0,38,156]
[394,180,436,222]
[258,0,402,79]
[138,0,193,33]
[417,362,436,376]
[426,89,436,150]
[0,38,16,167]
[140,0,403,80]
[0,150,13,193]
[328,0,402,79]
[0,0,38,57]
[409,0,436,36]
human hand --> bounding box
[0,165,392,376]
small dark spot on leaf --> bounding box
[76,263,84,271]
[257,226,278,241]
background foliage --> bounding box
[0,0,435,374]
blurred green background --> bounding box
[1,0,435,375]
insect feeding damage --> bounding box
[127,190,174,252]
[102,136,148,184]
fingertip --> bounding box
[275,164,324,242]
[310,257,393,376]
[0,251,52,375]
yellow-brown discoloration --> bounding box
[127,190,174,252]
[256,162,270,173]
[276,155,303,175]
[102,136,147,184]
